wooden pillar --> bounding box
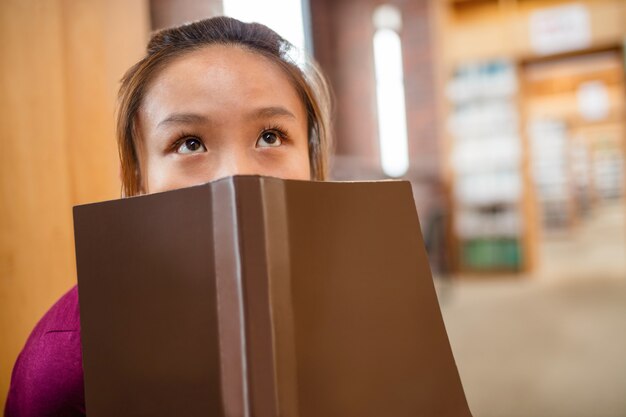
[0,0,149,408]
[150,0,223,30]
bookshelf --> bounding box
[436,0,626,275]
[447,59,530,272]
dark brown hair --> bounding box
[117,16,332,196]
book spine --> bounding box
[260,178,299,417]
[213,176,299,416]
[212,178,250,417]
[235,177,279,416]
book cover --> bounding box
[74,175,472,417]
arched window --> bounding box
[373,5,409,178]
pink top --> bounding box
[4,286,85,417]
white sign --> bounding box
[529,4,591,55]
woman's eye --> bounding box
[256,131,283,148]
[177,137,206,154]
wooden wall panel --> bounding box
[62,0,150,205]
[0,0,149,408]
[0,1,75,406]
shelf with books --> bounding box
[528,119,575,229]
[446,59,535,273]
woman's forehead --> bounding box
[140,45,306,126]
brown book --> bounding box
[74,175,472,417]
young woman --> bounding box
[5,16,332,417]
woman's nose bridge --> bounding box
[213,145,255,178]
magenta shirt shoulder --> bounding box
[5,286,85,417]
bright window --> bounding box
[222,0,308,64]
[373,5,409,178]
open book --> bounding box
[74,175,472,417]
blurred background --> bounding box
[1,0,625,415]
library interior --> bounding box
[1,1,625,416]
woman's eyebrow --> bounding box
[251,106,296,120]
[157,106,296,129]
[157,112,209,128]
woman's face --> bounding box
[137,45,311,194]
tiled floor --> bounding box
[439,201,626,417]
